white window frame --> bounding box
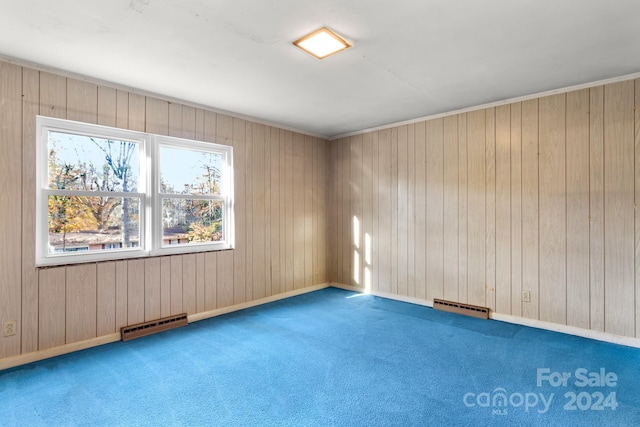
[151,135,234,256]
[36,116,234,267]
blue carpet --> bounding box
[1,287,639,426]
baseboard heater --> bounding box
[433,299,490,319]
[121,313,188,341]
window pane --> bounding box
[48,132,139,192]
[160,147,222,195]
[162,198,223,244]
[47,195,140,253]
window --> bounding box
[36,116,234,266]
[153,137,233,255]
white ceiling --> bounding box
[1,0,639,139]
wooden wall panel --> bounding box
[333,140,341,284]
[304,135,314,288]
[127,259,145,325]
[116,90,129,129]
[603,81,635,337]
[362,133,374,291]
[293,133,305,289]
[350,135,364,288]
[406,125,416,298]
[319,139,329,283]
[442,117,458,302]
[196,253,205,314]
[457,114,468,304]
[390,130,398,294]
[566,89,590,329]
[67,80,97,123]
[170,255,183,315]
[337,138,344,285]
[252,124,266,299]
[183,254,197,315]
[414,123,426,299]
[144,258,161,321]
[284,131,294,292]
[336,136,344,286]
[128,93,145,132]
[0,62,23,358]
[332,139,340,283]
[270,128,281,292]
[485,108,496,312]
[329,140,339,283]
[182,105,197,141]
[204,252,217,311]
[97,86,116,129]
[635,79,640,339]
[168,103,182,136]
[40,72,67,119]
[232,118,247,304]
[115,261,128,330]
[243,122,255,299]
[495,105,511,314]
[160,257,171,318]
[97,86,117,127]
[279,131,289,287]
[66,264,97,343]
[21,67,40,354]
[38,268,65,350]
[203,109,216,142]
[521,99,539,320]
[397,126,408,296]
[217,250,234,308]
[341,138,350,285]
[148,97,169,135]
[538,94,567,325]
[378,130,392,294]
[312,137,320,285]
[509,103,522,317]
[96,262,116,336]
[371,133,380,292]
[425,119,444,301]
[466,110,486,307]
[264,128,273,296]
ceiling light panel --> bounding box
[293,27,351,59]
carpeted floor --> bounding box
[1,287,638,426]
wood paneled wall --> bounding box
[0,60,329,359]
[2,57,639,363]
[330,79,640,339]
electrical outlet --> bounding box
[3,320,17,337]
[522,290,531,303]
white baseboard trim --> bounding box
[489,312,640,349]
[187,283,331,323]
[0,333,121,371]
[0,283,332,371]
[329,282,640,349]
[6,282,635,371]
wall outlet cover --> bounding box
[3,320,17,337]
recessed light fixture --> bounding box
[293,27,351,59]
